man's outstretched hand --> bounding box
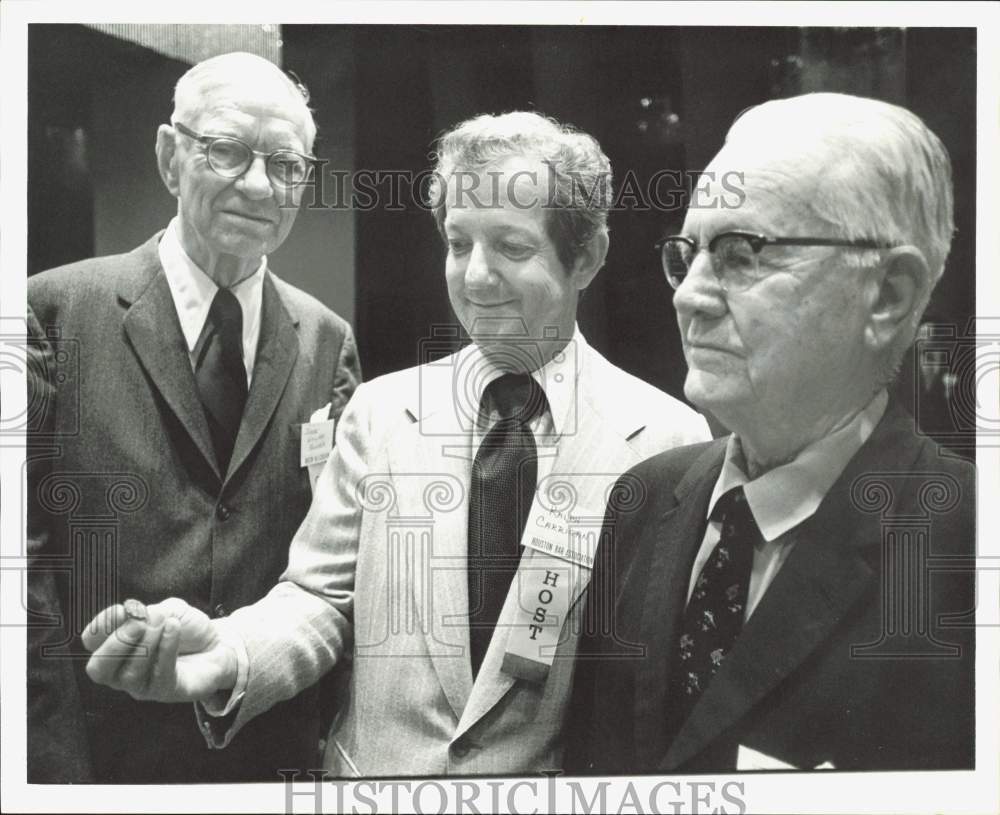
[83,598,237,703]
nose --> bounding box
[672,249,728,323]
[236,155,273,200]
[463,242,497,288]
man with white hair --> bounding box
[79,111,710,776]
[27,52,360,782]
[567,93,975,772]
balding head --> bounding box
[172,52,316,152]
[723,93,953,292]
[673,94,953,467]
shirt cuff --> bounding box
[203,616,249,715]
[193,617,250,749]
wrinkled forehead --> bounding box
[181,80,312,147]
[686,140,830,235]
[444,156,555,211]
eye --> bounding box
[207,138,250,172]
[447,238,471,256]
[499,242,534,261]
[715,235,756,270]
[269,152,310,186]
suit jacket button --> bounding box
[216,503,231,521]
[213,603,227,618]
[451,738,473,758]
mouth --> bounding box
[467,299,515,309]
[685,342,740,357]
[221,210,276,226]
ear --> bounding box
[155,124,181,198]
[570,230,610,291]
[864,246,931,351]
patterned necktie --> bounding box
[195,287,248,474]
[467,373,547,678]
[664,486,758,744]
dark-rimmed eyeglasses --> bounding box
[655,231,893,292]
[173,121,314,189]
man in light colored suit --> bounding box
[27,52,360,782]
[566,93,975,773]
[81,111,709,775]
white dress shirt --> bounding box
[205,326,590,719]
[158,218,265,386]
[470,324,584,483]
[688,390,889,620]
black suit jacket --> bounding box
[566,400,975,773]
[26,233,361,782]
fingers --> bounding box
[148,616,181,697]
[152,596,192,620]
[115,621,166,699]
[81,604,127,653]
[84,617,148,687]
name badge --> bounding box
[302,403,335,494]
[502,506,602,683]
[522,507,599,569]
[301,419,335,467]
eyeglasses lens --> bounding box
[207,139,251,176]
[714,235,759,289]
[268,152,309,186]
[663,240,693,288]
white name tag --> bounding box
[522,507,599,569]
[502,552,575,683]
[502,506,603,683]
[301,419,334,468]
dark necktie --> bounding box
[664,486,758,744]
[195,287,248,474]
[467,373,547,678]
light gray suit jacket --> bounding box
[217,335,709,775]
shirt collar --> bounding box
[708,390,889,541]
[158,218,267,353]
[467,324,585,437]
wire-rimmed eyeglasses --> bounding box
[656,231,893,292]
[173,121,314,189]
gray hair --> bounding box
[172,52,316,151]
[727,93,953,290]
[727,93,954,385]
[428,111,612,270]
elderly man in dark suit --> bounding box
[567,93,975,773]
[26,51,360,782]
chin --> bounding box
[473,338,545,373]
[684,370,748,414]
[213,234,269,259]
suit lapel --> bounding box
[658,406,917,770]
[455,342,669,737]
[393,366,476,721]
[227,273,298,480]
[660,527,875,769]
[120,236,219,479]
[633,442,724,767]
[455,397,619,736]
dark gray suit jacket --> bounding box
[567,400,975,773]
[26,233,360,782]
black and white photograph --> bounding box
[2,3,997,813]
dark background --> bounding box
[27,24,977,447]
